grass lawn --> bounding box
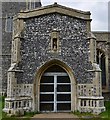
[0,96,4,120]
[0,96,8,120]
[99,101,110,118]
[0,99,2,120]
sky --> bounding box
[41,0,109,31]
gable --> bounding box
[16,3,91,21]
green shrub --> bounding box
[99,101,110,118]
[0,96,5,109]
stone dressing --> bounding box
[3,3,105,115]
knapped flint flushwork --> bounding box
[19,13,94,84]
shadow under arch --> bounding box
[33,59,77,112]
[96,48,107,90]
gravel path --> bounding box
[32,112,79,119]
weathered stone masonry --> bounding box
[1,1,42,95]
[1,2,27,94]
[3,3,106,115]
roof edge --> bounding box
[15,3,91,20]
[20,2,91,15]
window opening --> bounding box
[96,49,106,88]
[5,16,13,32]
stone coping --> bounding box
[5,97,32,101]
[14,3,91,20]
[78,96,104,99]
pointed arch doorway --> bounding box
[40,65,71,112]
[33,60,77,112]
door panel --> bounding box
[40,85,54,92]
[57,103,71,111]
[40,94,54,101]
[57,94,71,101]
[57,85,71,92]
[40,103,54,111]
[40,76,54,83]
[57,76,70,83]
